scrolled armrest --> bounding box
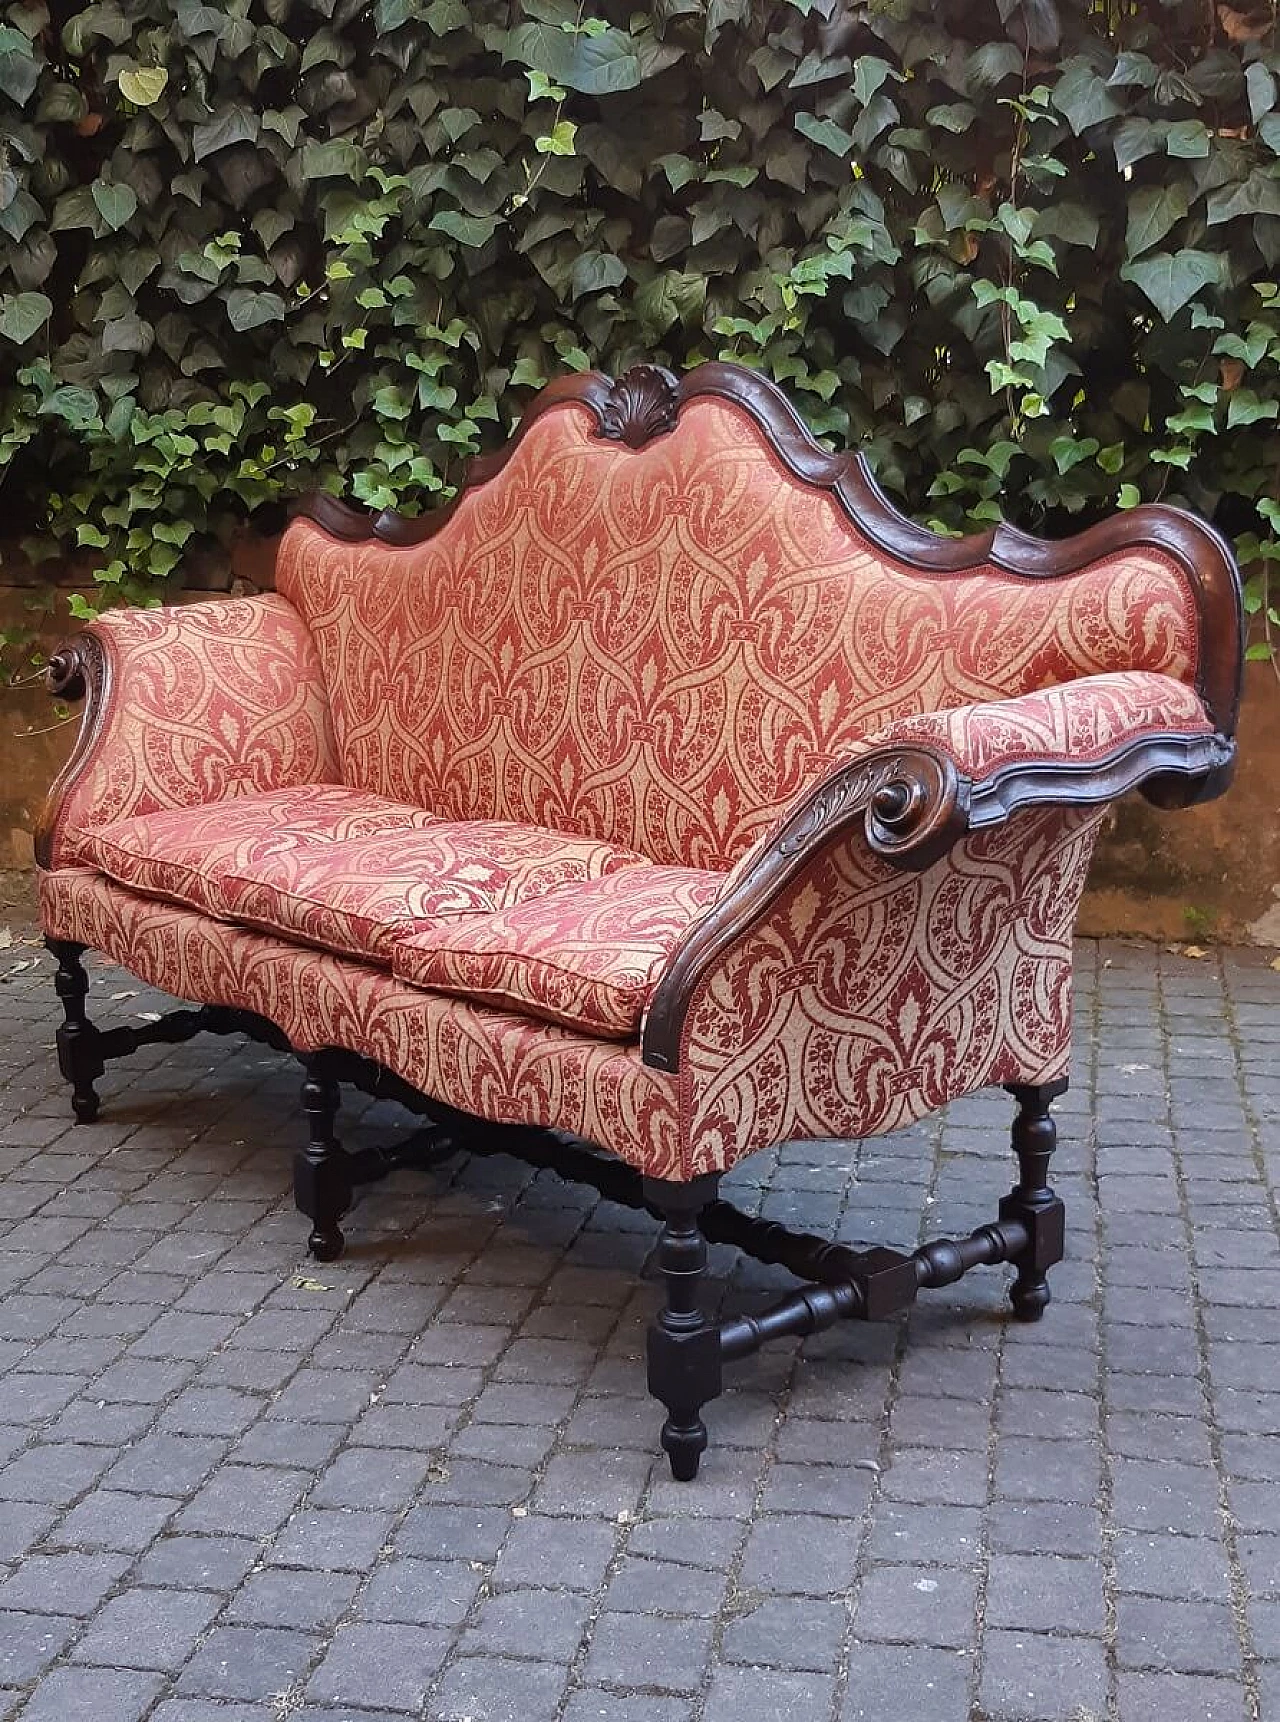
[642,669,1233,1079]
[35,594,338,869]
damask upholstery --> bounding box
[44,596,337,871]
[36,361,1237,1180]
[393,866,722,1037]
[80,795,648,968]
[276,397,1201,870]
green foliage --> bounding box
[1,0,1279,650]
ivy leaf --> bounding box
[90,182,138,231]
[0,24,39,106]
[193,106,258,159]
[118,65,168,105]
[1052,61,1123,134]
[571,251,626,298]
[225,289,285,330]
[0,290,50,344]
[635,270,705,339]
[504,22,643,96]
[1121,249,1221,320]
[1125,184,1188,259]
[1227,388,1279,429]
[794,112,853,158]
[430,209,500,247]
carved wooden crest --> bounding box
[594,364,681,449]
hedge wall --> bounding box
[0,0,1276,653]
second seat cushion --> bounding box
[392,865,723,1038]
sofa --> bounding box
[36,361,1243,1478]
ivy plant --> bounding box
[1,0,1278,662]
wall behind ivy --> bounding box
[0,0,1277,647]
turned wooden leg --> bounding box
[643,1174,723,1481]
[47,938,104,1123]
[999,1080,1068,1322]
[295,1055,353,1262]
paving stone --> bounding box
[307,1621,450,1710]
[227,1568,359,1632]
[433,1655,569,1722]
[854,1564,978,1649]
[492,1515,618,1593]
[0,943,1274,1722]
[585,1611,715,1694]
[721,1595,845,1670]
[70,1587,222,1670]
[1115,1671,1249,1722]
[985,1551,1106,1634]
[1116,1593,1242,1676]
[0,1613,79,1684]
[270,1508,396,1571]
[463,1587,591,1662]
[134,1534,258,1591]
[0,1551,130,1617]
[357,1557,483,1628]
[702,1667,836,1722]
[980,1628,1108,1720]
[15,1667,165,1722]
[176,1625,321,1700]
[842,1642,971,1721]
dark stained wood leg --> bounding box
[295,1054,353,1262]
[643,1174,723,1481]
[47,938,104,1123]
[1000,1080,1068,1322]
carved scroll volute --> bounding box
[595,364,681,449]
[46,638,98,703]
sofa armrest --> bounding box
[35,594,339,869]
[642,669,1233,1080]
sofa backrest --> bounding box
[276,363,1225,870]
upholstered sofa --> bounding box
[36,362,1242,1477]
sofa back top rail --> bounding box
[292,360,1244,739]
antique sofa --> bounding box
[36,362,1242,1478]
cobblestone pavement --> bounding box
[0,935,1277,1722]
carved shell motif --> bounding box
[595,364,681,449]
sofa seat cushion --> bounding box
[78,786,439,919]
[80,789,650,967]
[220,821,649,964]
[393,866,723,1038]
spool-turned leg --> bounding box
[295,1055,353,1262]
[1000,1080,1068,1322]
[47,938,104,1123]
[643,1174,723,1481]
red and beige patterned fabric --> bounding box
[49,596,338,869]
[277,397,1200,867]
[39,868,685,1177]
[867,668,1212,781]
[394,866,722,1037]
[220,822,648,965]
[79,794,648,967]
[78,786,438,920]
[41,804,1098,1181]
[674,804,1107,1176]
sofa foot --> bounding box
[1000,1081,1068,1323]
[48,938,105,1123]
[643,1174,723,1482]
[296,1055,353,1262]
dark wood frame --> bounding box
[36,359,1245,1477]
